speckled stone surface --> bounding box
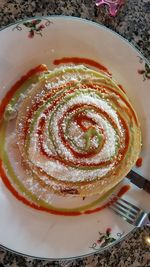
[0,0,150,266]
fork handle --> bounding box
[139,213,150,227]
[145,213,150,226]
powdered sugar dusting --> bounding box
[10,64,133,199]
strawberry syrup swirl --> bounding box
[0,58,140,215]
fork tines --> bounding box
[110,194,141,225]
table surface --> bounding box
[0,0,150,266]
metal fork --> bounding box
[110,195,150,227]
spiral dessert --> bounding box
[0,62,141,214]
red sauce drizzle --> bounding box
[53,57,111,75]
[136,157,143,167]
[0,64,48,120]
[84,185,130,215]
[118,84,126,94]
[54,58,138,126]
[0,158,130,216]
[89,83,138,125]
[38,102,124,167]
[23,81,75,137]
[0,62,131,216]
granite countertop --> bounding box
[0,0,150,266]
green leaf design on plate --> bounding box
[101,237,116,247]
[91,228,118,250]
[24,20,42,28]
[145,63,150,79]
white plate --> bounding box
[0,16,149,260]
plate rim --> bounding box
[0,226,137,261]
[0,15,148,261]
[0,15,149,65]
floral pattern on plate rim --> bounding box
[12,19,53,38]
[90,228,125,250]
[138,56,150,81]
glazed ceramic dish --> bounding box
[0,16,149,260]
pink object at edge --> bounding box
[96,0,125,16]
